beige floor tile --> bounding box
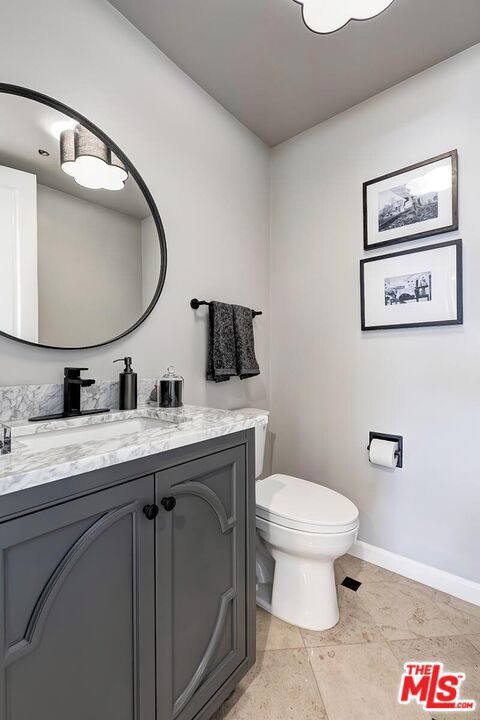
[430,591,480,634]
[358,580,462,641]
[468,634,480,652]
[256,606,304,651]
[431,591,480,618]
[213,648,327,720]
[230,557,480,720]
[389,636,480,720]
[433,601,480,636]
[308,642,425,720]
[301,584,383,648]
[338,554,403,585]
[390,634,480,667]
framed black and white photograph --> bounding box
[360,239,462,331]
[363,150,458,250]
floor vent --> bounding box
[341,576,362,592]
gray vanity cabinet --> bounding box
[0,431,255,720]
[0,476,156,720]
[155,446,247,720]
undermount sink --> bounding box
[17,416,176,452]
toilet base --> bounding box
[256,517,359,632]
[270,548,340,631]
[255,560,339,631]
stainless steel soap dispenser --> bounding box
[113,357,138,410]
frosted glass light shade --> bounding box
[294,0,395,34]
[110,152,128,183]
[60,125,128,191]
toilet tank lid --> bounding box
[256,474,359,532]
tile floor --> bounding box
[213,555,480,720]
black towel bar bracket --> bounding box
[190,298,262,317]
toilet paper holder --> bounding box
[367,431,403,468]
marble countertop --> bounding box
[0,405,268,498]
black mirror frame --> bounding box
[0,83,167,350]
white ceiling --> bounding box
[108,0,480,146]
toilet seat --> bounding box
[256,474,359,534]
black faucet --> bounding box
[29,368,110,422]
[64,367,95,416]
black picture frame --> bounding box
[0,83,168,351]
[363,150,458,251]
[360,239,463,331]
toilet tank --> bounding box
[239,408,268,478]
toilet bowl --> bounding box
[240,410,359,632]
[256,474,359,631]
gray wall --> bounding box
[270,45,480,583]
[0,0,270,411]
[37,184,143,347]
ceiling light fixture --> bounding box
[293,0,395,35]
[60,125,128,191]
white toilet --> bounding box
[247,412,359,632]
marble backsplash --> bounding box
[0,378,157,422]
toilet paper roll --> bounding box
[369,438,398,468]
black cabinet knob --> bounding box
[161,496,177,512]
[143,504,159,520]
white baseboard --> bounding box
[350,540,480,607]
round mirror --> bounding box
[0,84,167,349]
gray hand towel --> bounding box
[207,302,237,383]
[233,304,260,380]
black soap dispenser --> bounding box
[113,357,137,410]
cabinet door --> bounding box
[0,476,155,720]
[156,446,247,720]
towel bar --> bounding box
[190,298,262,317]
